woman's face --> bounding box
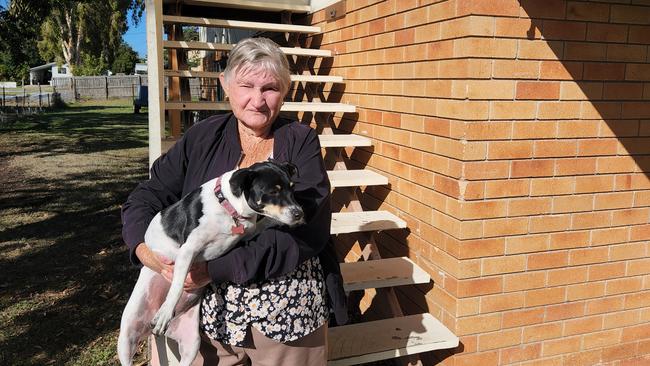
[221,66,284,134]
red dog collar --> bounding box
[214,177,249,235]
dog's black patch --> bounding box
[160,188,203,244]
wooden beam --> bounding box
[145,0,164,167]
[163,70,344,84]
[165,101,355,113]
[162,15,320,33]
[163,41,333,57]
[163,0,312,12]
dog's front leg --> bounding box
[151,239,203,335]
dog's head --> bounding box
[229,160,304,226]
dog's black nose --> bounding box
[291,208,304,221]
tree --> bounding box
[111,42,139,74]
[12,0,144,70]
[0,2,45,82]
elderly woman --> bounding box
[121,37,347,365]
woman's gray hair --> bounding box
[223,37,291,96]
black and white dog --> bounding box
[118,160,305,366]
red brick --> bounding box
[457,277,503,297]
[550,231,590,250]
[587,23,628,42]
[504,271,547,292]
[540,61,583,80]
[454,350,499,366]
[523,323,563,343]
[583,329,622,349]
[503,308,545,329]
[571,211,612,230]
[488,141,534,160]
[525,287,566,307]
[530,177,575,196]
[611,4,650,25]
[528,251,568,270]
[606,277,644,295]
[543,336,581,356]
[508,197,552,216]
[506,234,549,254]
[485,179,530,199]
[548,266,588,286]
[457,314,502,336]
[534,140,577,158]
[542,19,586,40]
[501,343,542,364]
[493,60,540,79]
[604,309,641,330]
[601,342,639,363]
[564,315,603,336]
[567,1,610,21]
[478,328,522,351]
[591,227,629,246]
[519,0,566,19]
[457,0,521,16]
[568,281,606,301]
[511,160,555,178]
[586,296,625,315]
[621,323,650,342]
[565,42,607,61]
[584,63,626,81]
[545,301,585,322]
[569,247,609,266]
[589,262,627,282]
[516,81,560,100]
[529,214,572,233]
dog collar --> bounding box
[214,177,249,235]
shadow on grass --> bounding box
[0,101,150,365]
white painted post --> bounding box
[146,0,165,168]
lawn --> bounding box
[0,99,150,365]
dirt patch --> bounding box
[0,100,149,365]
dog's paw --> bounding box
[151,307,174,335]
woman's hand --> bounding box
[134,243,211,292]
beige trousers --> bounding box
[191,324,328,366]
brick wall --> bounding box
[306,0,650,365]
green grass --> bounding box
[0,99,150,365]
[1,85,54,96]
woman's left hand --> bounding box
[161,261,212,292]
[184,262,212,291]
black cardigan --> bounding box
[121,113,347,325]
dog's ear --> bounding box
[229,168,252,197]
[280,161,299,179]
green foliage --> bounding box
[2,0,144,78]
[74,52,109,76]
[0,2,45,83]
[111,42,139,74]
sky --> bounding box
[0,0,148,59]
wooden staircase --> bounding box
[145,1,458,365]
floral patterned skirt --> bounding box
[200,256,329,346]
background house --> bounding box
[29,62,72,85]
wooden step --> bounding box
[340,257,430,292]
[165,101,355,113]
[164,41,332,57]
[328,313,459,366]
[328,169,387,188]
[319,134,372,148]
[330,211,406,235]
[162,15,320,33]
[163,70,344,84]
[164,0,312,13]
